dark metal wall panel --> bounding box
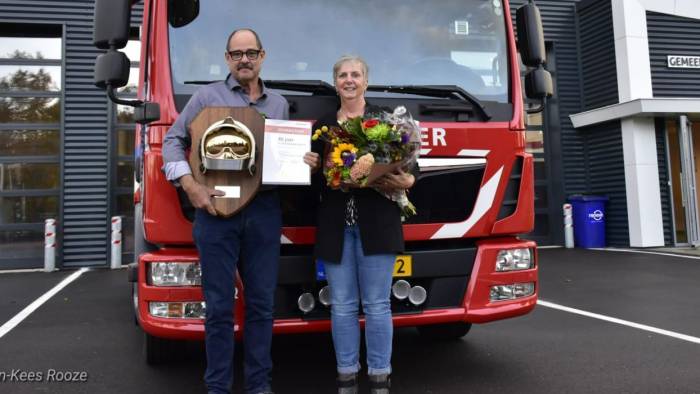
[577,0,618,110]
[0,0,143,267]
[582,120,629,247]
[647,11,700,98]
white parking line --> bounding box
[0,268,88,339]
[587,247,700,260]
[538,300,700,345]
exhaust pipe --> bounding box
[297,293,315,313]
[408,286,427,306]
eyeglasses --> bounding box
[227,49,262,61]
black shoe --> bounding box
[369,374,390,394]
[337,372,358,394]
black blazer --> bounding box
[311,104,417,263]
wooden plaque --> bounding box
[189,107,265,217]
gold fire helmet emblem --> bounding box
[200,116,256,174]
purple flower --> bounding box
[342,151,356,167]
[401,132,410,144]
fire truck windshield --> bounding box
[168,0,510,104]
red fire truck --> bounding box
[93,0,552,363]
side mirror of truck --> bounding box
[95,51,130,90]
[93,0,161,124]
[516,1,552,113]
[93,0,132,50]
[516,1,546,67]
[168,0,200,28]
[525,66,553,100]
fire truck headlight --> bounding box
[149,262,201,286]
[495,248,533,271]
[489,282,535,301]
[149,302,206,319]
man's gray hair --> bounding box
[226,28,263,51]
[333,55,369,82]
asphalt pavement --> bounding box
[0,248,699,393]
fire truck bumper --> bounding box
[134,237,537,339]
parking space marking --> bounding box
[538,300,700,345]
[590,247,700,260]
[0,268,88,339]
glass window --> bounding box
[117,161,134,188]
[117,67,139,93]
[0,65,61,92]
[0,37,62,60]
[0,97,61,123]
[168,0,509,103]
[525,130,544,154]
[0,196,58,224]
[0,230,44,259]
[123,40,141,62]
[116,105,134,124]
[1,163,59,190]
[0,129,59,156]
[526,112,542,127]
[116,129,135,157]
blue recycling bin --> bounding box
[568,195,608,248]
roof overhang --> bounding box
[570,98,700,128]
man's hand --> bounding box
[179,175,225,216]
[303,152,320,173]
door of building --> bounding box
[667,115,700,246]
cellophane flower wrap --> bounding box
[312,106,421,219]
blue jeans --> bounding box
[193,191,281,394]
[320,225,395,376]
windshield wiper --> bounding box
[367,84,491,120]
[264,80,336,95]
[183,79,336,96]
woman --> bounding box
[303,55,416,394]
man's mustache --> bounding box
[237,64,253,70]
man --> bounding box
[162,28,288,394]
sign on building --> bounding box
[667,55,700,69]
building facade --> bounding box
[0,0,698,269]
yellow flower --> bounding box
[312,134,319,141]
[330,143,358,166]
[321,126,329,132]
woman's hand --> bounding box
[303,152,320,173]
[373,169,415,191]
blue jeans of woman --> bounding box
[321,225,395,376]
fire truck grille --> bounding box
[178,165,486,227]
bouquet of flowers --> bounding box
[312,106,421,219]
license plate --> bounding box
[393,255,412,277]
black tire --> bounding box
[417,322,472,341]
[144,332,175,365]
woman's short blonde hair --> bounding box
[332,55,369,82]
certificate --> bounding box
[262,119,313,185]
